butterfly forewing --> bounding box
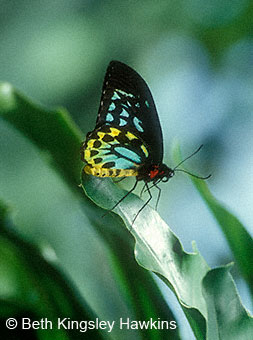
[95,61,164,165]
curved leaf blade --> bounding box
[202,265,253,340]
[192,178,253,297]
[81,171,253,339]
[81,171,209,338]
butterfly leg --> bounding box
[132,182,152,226]
[102,179,138,218]
[113,176,126,184]
[140,183,146,198]
[143,180,161,210]
[154,183,161,210]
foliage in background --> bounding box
[0,201,103,340]
[1,84,252,339]
[0,2,253,339]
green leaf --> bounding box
[203,265,253,340]
[192,178,253,297]
[81,171,253,339]
[0,202,103,340]
[0,82,83,187]
[173,143,253,298]
[81,191,181,340]
[81,172,208,338]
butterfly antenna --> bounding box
[173,144,204,170]
[173,145,211,180]
[175,168,211,180]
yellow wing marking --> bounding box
[141,144,149,157]
[97,131,105,139]
[109,127,121,137]
[126,131,138,140]
[87,139,95,148]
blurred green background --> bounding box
[0,1,253,339]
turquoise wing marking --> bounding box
[114,147,142,164]
[106,113,114,122]
[113,158,137,169]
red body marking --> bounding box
[150,168,159,179]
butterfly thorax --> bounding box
[137,163,174,183]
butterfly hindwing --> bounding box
[82,125,149,177]
[95,61,164,164]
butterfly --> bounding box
[80,61,210,224]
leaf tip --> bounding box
[191,240,199,253]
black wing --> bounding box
[95,60,164,164]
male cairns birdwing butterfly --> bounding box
[81,61,211,224]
